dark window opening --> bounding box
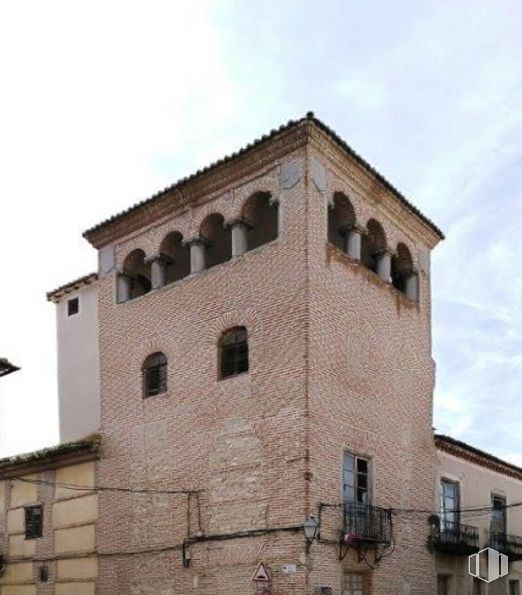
[67,297,79,316]
[220,327,249,379]
[510,580,520,595]
[39,566,49,582]
[242,192,279,251]
[327,192,355,252]
[200,213,232,269]
[142,352,167,397]
[25,505,43,539]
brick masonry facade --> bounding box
[90,117,442,594]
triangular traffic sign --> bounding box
[252,562,271,582]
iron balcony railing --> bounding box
[489,532,522,560]
[343,503,393,546]
[429,519,479,555]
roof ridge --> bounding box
[83,112,443,241]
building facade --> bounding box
[0,437,100,595]
[1,113,520,594]
[47,274,100,444]
[434,435,522,595]
[81,113,442,594]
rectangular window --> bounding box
[491,493,507,534]
[25,505,43,539]
[342,573,366,595]
[440,479,459,531]
[510,580,520,595]
[437,575,450,595]
[343,452,370,504]
[67,297,79,316]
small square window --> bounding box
[67,297,79,316]
[25,505,43,539]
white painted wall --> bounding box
[55,284,100,442]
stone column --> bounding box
[375,249,394,283]
[345,225,365,261]
[116,272,131,303]
[189,239,206,275]
[150,256,167,290]
[230,220,249,257]
[405,271,419,302]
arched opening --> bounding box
[142,352,167,397]
[160,231,190,284]
[242,192,279,251]
[123,249,151,299]
[219,326,249,379]
[361,219,386,273]
[328,192,356,251]
[200,213,231,269]
[392,243,417,299]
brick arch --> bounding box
[117,241,154,270]
[128,336,173,398]
[189,202,231,239]
[328,187,363,222]
[203,309,257,350]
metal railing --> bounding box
[489,532,522,559]
[343,503,392,545]
[430,519,479,554]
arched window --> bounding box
[142,352,167,397]
[361,219,386,273]
[160,231,190,285]
[328,192,355,251]
[219,327,248,379]
[123,249,151,300]
[200,213,231,269]
[241,192,279,251]
[392,243,418,301]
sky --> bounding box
[0,1,521,463]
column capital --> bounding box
[373,247,396,258]
[226,217,253,230]
[339,223,366,236]
[183,235,209,248]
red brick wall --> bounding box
[95,132,440,594]
[305,143,439,594]
[96,149,312,594]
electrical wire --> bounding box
[11,475,200,496]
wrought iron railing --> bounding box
[343,503,392,546]
[489,532,522,559]
[429,519,479,554]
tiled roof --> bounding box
[83,112,444,241]
[435,433,522,480]
[47,272,98,302]
[0,434,101,478]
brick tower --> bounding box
[83,113,442,594]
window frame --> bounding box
[342,451,372,505]
[342,572,367,595]
[440,478,460,530]
[24,505,43,540]
[218,326,249,380]
[142,352,168,398]
[67,297,80,317]
[490,492,507,534]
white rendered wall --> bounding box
[56,284,100,442]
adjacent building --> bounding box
[0,113,521,594]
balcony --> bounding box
[489,532,522,561]
[429,518,479,556]
[343,503,393,546]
